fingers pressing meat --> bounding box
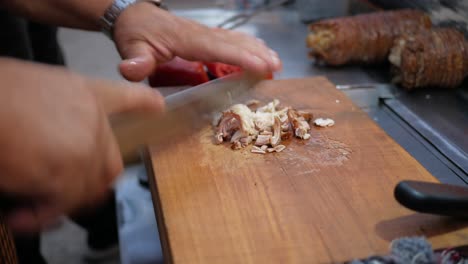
[307,9,432,66]
[389,28,468,90]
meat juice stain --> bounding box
[282,132,352,169]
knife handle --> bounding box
[394,180,468,218]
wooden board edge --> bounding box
[141,147,174,264]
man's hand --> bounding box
[2,0,282,82]
[0,58,164,233]
[114,2,282,82]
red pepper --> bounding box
[204,62,242,78]
[148,57,209,87]
[264,71,274,80]
[204,62,273,80]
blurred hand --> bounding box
[0,58,164,234]
[113,2,282,82]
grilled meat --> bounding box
[307,9,432,66]
[389,28,468,89]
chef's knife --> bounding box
[111,72,264,164]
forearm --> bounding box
[0,0,113,30]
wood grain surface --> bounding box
[148,77,468,264]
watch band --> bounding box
[100,0,163,38]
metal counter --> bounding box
[116,5,468,263]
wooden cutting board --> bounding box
[147,77,468,263]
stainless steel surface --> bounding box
[336,83,386,90]
[384,93,468,178]
[392,87,468,156]
[217,0,291,29]
[112,72,263,163]
[295,0,349,21]
[370,104,468,186]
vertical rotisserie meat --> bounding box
[307,9,432,66]
[389,28,468,90]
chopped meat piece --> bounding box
[256,99,280,113]
[214,104,257,144]
[254,112,275,131]
[287,109,300,130]
[300,120,310,129]
[277,107,289,116]
[215,115,240,143]
[215,133,224,145]
[251,146,266,154]
[245,99,261,109]
[230,130,245,143]
[239,136,252,147]
[307,9,431,65]
[295,128,311,140]
[267,145,286,153]
[279,114,289,124]
[261,145,268,151]
[227,104,257,135]
[255,134,272,146]
[288,109,311,139]
[230,130,249,150]
[273,145,286,153]
[231,141,242,150]
[281,122,290,132]
[270,116,282,147]
[314,118,335,127]
[260,131,273,136]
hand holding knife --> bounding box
[111,72,264,164]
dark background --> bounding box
[369,0,468,36]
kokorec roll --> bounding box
[389,28,468,90]
[307,9,432,65]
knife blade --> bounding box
[111,72,264,164]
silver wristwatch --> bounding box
[100,0,163,38]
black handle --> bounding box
[394,180,468,218]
